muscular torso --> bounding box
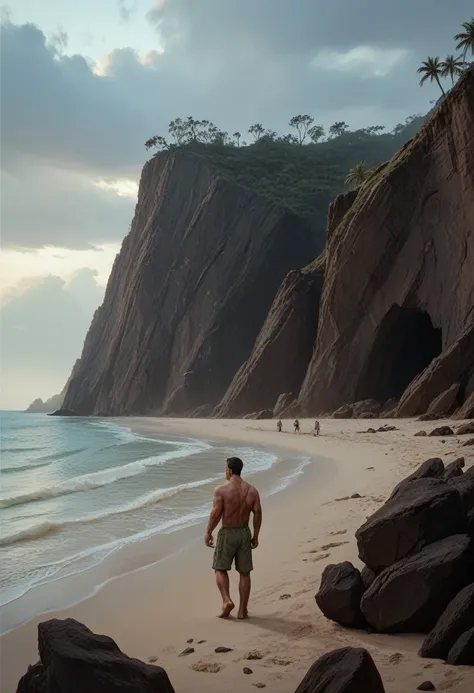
[219,480,258,527]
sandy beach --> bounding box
[2,416,474,692]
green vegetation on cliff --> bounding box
[146,115,424,250]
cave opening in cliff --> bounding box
[356,305,442,405]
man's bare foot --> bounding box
[237,609,249,620]
[218,600,235,618]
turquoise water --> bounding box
[0,412,309,627]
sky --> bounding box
[1,0,472,409]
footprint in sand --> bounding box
[306,552,330,562]
[320,541,349,551]
[268,656,293,666]
[148,656,158,663]
[290,623,313,638]
[246,650,265,661]
[329,530,347,536]
[191,661,222,673]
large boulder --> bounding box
[428,426,454,436]
[450,466,474,513]
[360,566,377,591]
[315,562,365,628]
[443,457,465,480]
[16,618,175,693]
[360,535,473,633]
[294,647,385,693]
[455,392,474,420]
[333,404,353,419]
[426,383,461,417]
[356,478,466,572]
[446,627,474,665]
[457,422,474,435]
[419,583,474,659]
[352,399,381,418]
[390,457,445,498]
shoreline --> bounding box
[1,417,473,692]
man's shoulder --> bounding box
[214,482,228,495]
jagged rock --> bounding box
[25,360,81,413]
[426,383,461,417]
[446,627,474,665]
[215,257,325,417]
[418,413,443,422]
[298,71,474,417]
[333,404,353,419]
[274,393,295,417]
[315,562,365,628]
[457,422,474,435]
[419,583,474,660]
[463,438,474,446]
[382,398,398,414]
[356,478,465,572]
[61,152,319,416]
[455,392,474,420]
[360,535,473,633]
[414,430,427,436]
[48,408,79,417]
[429,426,454,437]
[352,399,381,418]
[443,458,465,480]
[16,618,175,693]
[390,458,445,498]
[294,647,385,693]
[450,466,474,512]
[360,566,377,591]
[254,409,273,420]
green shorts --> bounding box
[212,525,253,573]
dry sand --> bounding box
[1,416,473,692]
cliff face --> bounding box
[215,254,325,417]
[298,69,474,415]
[62,152,319,416]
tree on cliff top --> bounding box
[455,18,474,60]
[440,55,466,85]
[417,57,446,96]
[345,162,374,190]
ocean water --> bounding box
[0,412,309,631]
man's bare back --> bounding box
[218,479,259,528]
[205,457,262,619]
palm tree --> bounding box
[455,18,474,61]
[417,57,446,96]
[440,55,465,85]
[345,162,373,190]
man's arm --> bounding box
[204,488,224,547]
[251,491,262,549]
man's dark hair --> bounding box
[227,457,243,476]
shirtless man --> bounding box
[204,457,262,619]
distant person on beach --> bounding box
[314,420,320,436]
[205,457,262,619]
[294,418,300,433]
[277,420,283,432]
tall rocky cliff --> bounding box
[298,68,474,416]
[62,152,319,415]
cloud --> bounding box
[0,270,104,409]
[1,2,472,253]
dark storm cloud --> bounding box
[1,2,472,249]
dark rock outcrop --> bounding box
[457,422,474,435]
[298,69,474,416]
[455,392,474,419]
[274,393,296,417]
[352,399,381,418]
[48,408,79,417]
[62,152,319,416]
[294,647,385,693]
[333,404,353,419]
[426,383,461,417]
[215,255,325,417]
[356,478,466,572]
[360,565,377,591]
[429,426,454,436]
[444,457,465,480]
[315,562,365,628]
[450,466,474,513]
[419,583,474,660]
[390,457,445,497]
[360,535,473,633]
[16,618,175,693]
[446,627,474,665]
